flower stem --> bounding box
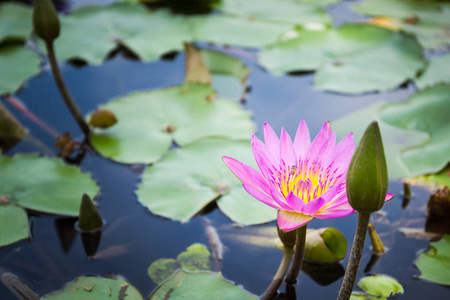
[45,41,91,143]
[337,212,371,300]
[260,246,293,300]
[284,225,307,284]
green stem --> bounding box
[337,212,371,300]
[284,225,307,284]
[260,247,293,300]
[45,41,91,143]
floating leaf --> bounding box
[0,205,29,247]
[216,0,332,25]
[357,275,404,298]
[136,139,276,224]
[148,270,258,300]
[0,45,41,96]
[411,166,450,188]
[260,24,425,94]
[333,101,429,179]
[380,84,450,176]
[0,154,99,216]
[89,84,254,164]
[0,3,32,43]
[416,235,450,285]
[304,228,347,264]
[355,0,450,50]
[41,275,143,299]
[415,54,450,90]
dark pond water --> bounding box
[1,1,450,299]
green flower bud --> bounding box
[33,0,60,43]
[277,222,296,248]
[347,121,388,212]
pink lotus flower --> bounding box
[223,120,393,231]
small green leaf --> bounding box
[41,275,144,299]
[0,45,41,96]
[0,154,99,216]
[136,139,276,225]
[0,205,29,247]
[147,259,179,285]
[304,228,347,264]
[416,235,450,285]
[148,270,258,300]
[357,275,404,298]
[176,244,211,272]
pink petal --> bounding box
[243,184,283,210]
[313,133,336,169]
[333,133,354,160]
[264,122,280,162]
[314,208,355,219]
[251,135,278,178]
[269,182,293,211]
[385,193,394,201]
[301,196,326,215]
[280,127,297,167]
[278,211,313,231]
[305,122,333,163]
[285,192,305,213]
[293,120,311,161]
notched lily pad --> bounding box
[0,154,99,216]
[89,84,254,164]
[415,54,450,90]
[148,269,258,300]
[416,235,450,285]
[0,205,29,247]
[136,138,276,224]
[41,275,143,299]
[260,24,425,94]
[0,45,41,96]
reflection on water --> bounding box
[0,49,448,299]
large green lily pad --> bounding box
[380,84,450,177]
[41,275,143,299]
[216,0,332,25]
[149,270,258,300]
[0,3,32,43]
[260,24,425,94]
[333,101,429,179]
[416,235,450,285]
[0,205,29,247]
[136,138,276,224]
[0,45,41,96]
[0,154,99,216]
[355,0,450,50]
[415,54,450,90]
[89,84,253,164]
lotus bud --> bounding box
[304,228,347,264]
[346,121,388,213]
[88,109,118,129]
[78,194,103,231]
[33,0,60,43]
[277,223,296,248]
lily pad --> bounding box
[380,84,450,176]
[355,0,450,50]
[357,275,404,298]
[148,269,258,300]
[89,84,254,164]
[216,0,332,25]
[0,154,99,216]
[136,138,276,224]
[411,166,450,188]
[416,235,450,285]
[0,205,29,247]
[304,228,347,264]
[41,275,143,299]
[0,3,32,43]
[415,54,450,90]
[0,45,41,96]
[260,24,425,94]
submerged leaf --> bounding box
[0,205,29,247]
[136,139,276,224]
[0,102,28,151]
[0,154,99,216]
[41,275,143,299]
[184,43,212,85]
[147,259,179,285]
[416,235,450,285]
[177,244,211,272]
[148,270,258,299]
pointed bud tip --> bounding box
[33,0,60,43]
[78,194,103,231]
